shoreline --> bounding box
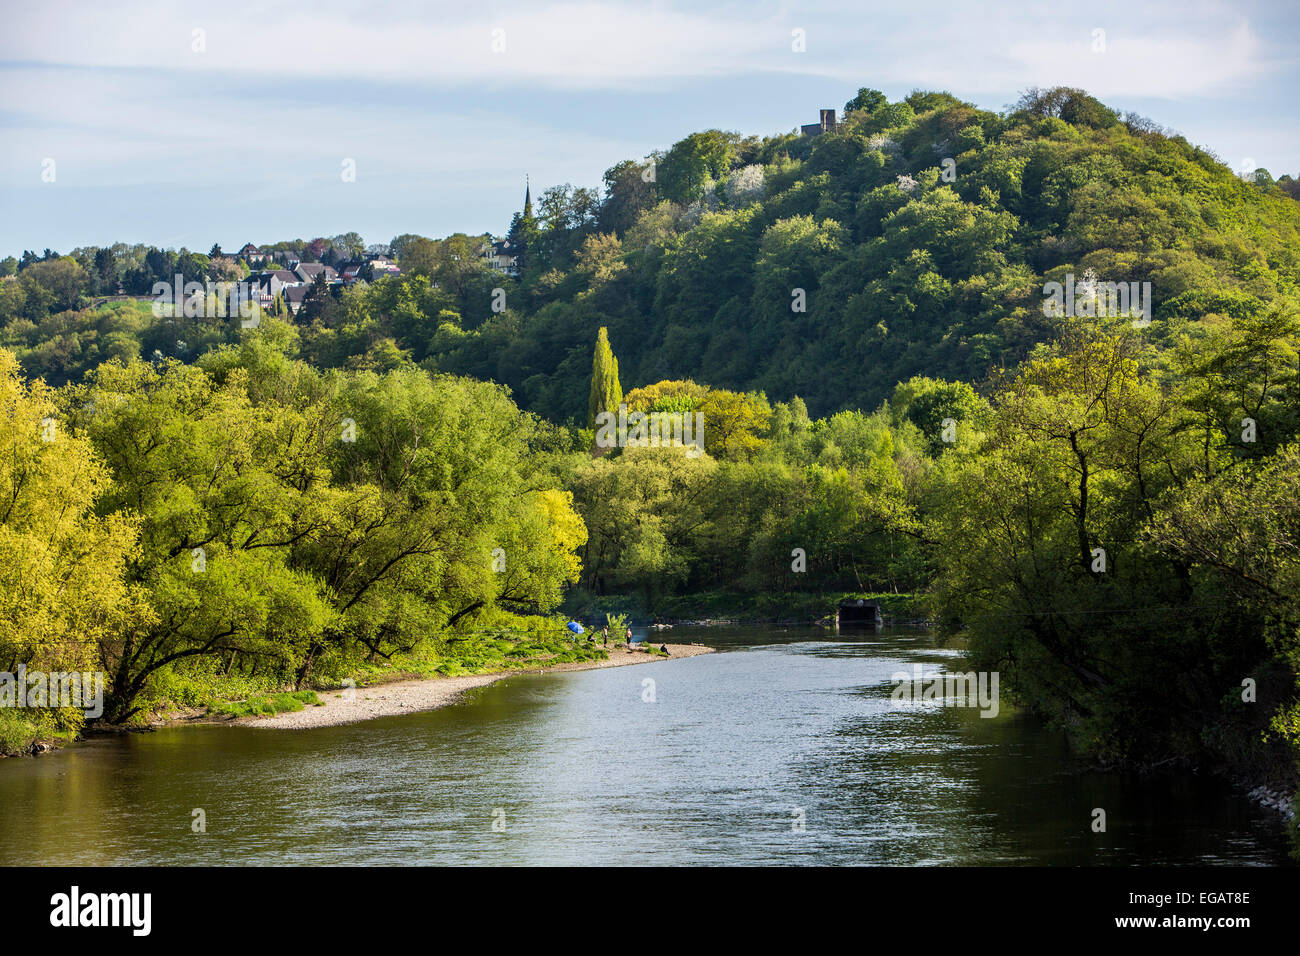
[229,642,714,730]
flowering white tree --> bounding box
[724,165,765,206]
[1077,267,1099,302]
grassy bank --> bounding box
[2,621,615,754]
[209,690,323,718]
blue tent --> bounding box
[566,621,585,634]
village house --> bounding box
[338,257,401,284]
[368,255,401,277]
[284,283,311,315]
[237,242,269,266]
[294,262,338,284]
[241,268,303,309]
[481,238,520,277]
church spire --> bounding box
[523,175,533,218]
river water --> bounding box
[0,627,1289,865]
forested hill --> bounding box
[438,86,1300,421]
[4,86,1300,422]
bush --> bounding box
[0,708,78,755]
[209,690,321,718]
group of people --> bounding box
[599,626,633,648]
[593,626,670,656]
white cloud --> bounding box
[998,18,1267,99]
[0,1,785,89]
[0,0,1278,98]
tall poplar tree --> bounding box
[588,326,623,441]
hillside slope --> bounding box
[429,87,1300,421]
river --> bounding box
[0,626,1289,865]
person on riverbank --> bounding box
[626,627,633,648]
[602,626,609,647]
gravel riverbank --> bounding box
[239,643,714,729]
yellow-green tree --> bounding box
[588,326,623,436]
[0,350,149,714]
[494,489,588,612]
[623,378,771,460]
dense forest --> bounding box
[2,86,1298,815]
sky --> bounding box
[1,0,1297,257]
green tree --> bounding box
[66,356,336,720]
[19,257,88,313]
[599,159,657,236]
[0,351,148,706]
[659,131,737,206]
[844,88,887,116]
[889,375,985,454]
[397,236,440,278]
[588,326,623,434]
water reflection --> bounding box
[0,627,1289,866]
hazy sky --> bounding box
[1,0,1296,257]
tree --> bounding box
[310,367,584,672]
[889,375,985,454]
[0,350,149,719]
[209,256,244,282]
[588,326,623,438]
[505,212,533,273]
[568,446,718,599]
[493,489,588,611]
[330,232,366,260]
[389,234,424,262]
[1013,87,1119,129]
[19,257,89,313]
[574,233,627,291]
[1147,444,1300,766]
[433,234,492,305]
[695,388,772,460]
[844,88,887,116]
[750,214,847,364]
[599,159,656,236]
[659,131,737,206]
[398,236,440,278]
[92,247,117,294]
[63,356,336,720]
[623,379,709,413]
[924,323,1224,761]
[300,272,333,323]
[53,343,592,717]
[0,278,26,324]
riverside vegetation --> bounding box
[1,87,1297,836]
